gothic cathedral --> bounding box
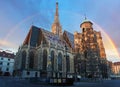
[14,2,108,79]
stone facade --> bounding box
[74,19,108,78]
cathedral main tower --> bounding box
[51,2,62,36]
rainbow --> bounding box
[92,21,120,62]
[3,13,41,41]
[2,11,120,62]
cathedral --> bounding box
[14,2,108,79]
[14,2,74,78]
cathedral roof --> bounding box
[23,26,41,47]
[64,31,74,48]
[23,25,67,47]
[41,29,66,46]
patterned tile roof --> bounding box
[24,26,73,48]
[64,31,74,48]
[41,29,66,47]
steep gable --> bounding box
[63,31,74,49]
[23,26,42,47]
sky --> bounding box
[0,0,120,62]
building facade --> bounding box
[0,51,15,76]
[14,2,74,78]
[110,62,120,75]
[113,62,120,75]
[74,19,108,78]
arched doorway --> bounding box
[21,51,26,69]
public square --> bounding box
[0,77,120,87]
[0,1,120,87]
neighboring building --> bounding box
[110,62,120,75]
[0,51,15,76]
[14,2,74,78]
[113,62,120,75]
[74,19,108,78]
[107,61,120,79]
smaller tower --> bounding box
[52,2,62,36]
[80,18,93,33]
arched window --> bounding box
[21,51,26,69]
[66,55,70,72]
[58,53,62,71]
[29,51,34,69]
[43,50,47,70]
[51,51,54,71]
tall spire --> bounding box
[54,2,59,23]
[51,2,62,36]
[56,2,58,16]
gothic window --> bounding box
[58,53,62,71]
[21,51,26,69]
[27,71,30,75]
[42,50,47,70]
[43,38,47,44]
[66,55,70,72]
[6,68,9,71]
[51,51,54,71]
[29,51,34,69]
[83,28,85,32]
[84,51,87,58]
[0,62,3,65]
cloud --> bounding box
[91,0,120,48]
[0,39,17,48]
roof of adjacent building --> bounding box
[114,62,120,65]
[0,51,15,59]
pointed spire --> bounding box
[54,2,59,23]
[51,1,62,36]
[56,2,58,16]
